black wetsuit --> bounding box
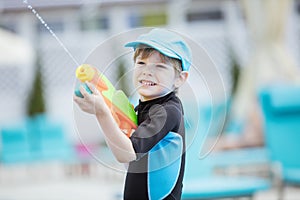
[124,92,186,200]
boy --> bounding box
[74,28,192,199]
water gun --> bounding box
[74,64,137,137]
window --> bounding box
[0,23,17,33]
[80,16,109,31]
[36,21,64,34]
[129,12,167,28]
[186,10,223,22]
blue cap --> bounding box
[125,28,192,71]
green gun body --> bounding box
[75,64,137,137]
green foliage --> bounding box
[230,54,240,97]
[221,52,241,134]
[116,60,130,97]
[27,55,46,117]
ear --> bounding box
[174,71,189,88]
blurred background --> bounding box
[1,0,300,199]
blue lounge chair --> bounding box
[0,125,32,164]
[182,104,270,199]
[27,115,75,161]
[259,84,300,200]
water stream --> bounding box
[22,0,80,66]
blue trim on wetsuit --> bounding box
[148,132,183,200]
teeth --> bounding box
[141,80,156,86]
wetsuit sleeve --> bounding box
[130,104,182,160]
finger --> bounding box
[73,94,81,103]
[73,95,86,107]
[79,84,89,98]
[86,82,100,95]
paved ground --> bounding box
[0,163,300,200]
[0,179,124,200]
[2,179,300,200]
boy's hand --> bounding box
[73,82,109,116]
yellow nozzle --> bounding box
[76,64,95,82]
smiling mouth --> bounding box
[140,80,157,86]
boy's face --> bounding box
[133,51,177,101]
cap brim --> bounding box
[125,40,181,61]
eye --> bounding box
[135,60,145,66]
[155,64,171,70]
[156,64,166,69]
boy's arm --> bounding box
[74,82,136,163]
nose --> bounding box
[142,64,155,75]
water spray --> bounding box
[22,0,80,66]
